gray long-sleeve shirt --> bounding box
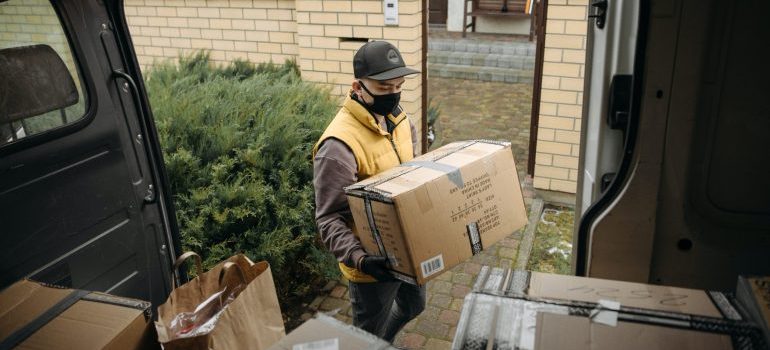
[313,116,418,270]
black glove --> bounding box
[359,255,395,282]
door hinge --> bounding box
[589,0,608,29]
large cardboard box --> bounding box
[0,279,157,349]
[267,314,395,350]
[451,268,769,350]
[345,140,527,285]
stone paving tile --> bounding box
[449,298,464,312]
[450,272,473,286]
[308,296,323,310]
[450,284,471,299]
[329,285,347,298]
[448,326,458,342]
[499,258,514,268]
[424,338,453,350]
[462,262,482,275]
[416,318,450,339]
[498,246,518,259]
[428,293,452,308]
[420,305,441,322]
[403,318,418,332]
[438,310,460,325]
[427,280,452,295]
[334,314,351,324]
[497,236,522,248]
[396,332,427,349]
[434,270,452,281]
[318,297,348,312]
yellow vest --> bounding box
[313,93,414,283]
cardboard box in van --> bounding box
[268,314,395,350]
[345,140,528,285]
[453,268,768,350]
[0,279,157,349]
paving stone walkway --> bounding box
[428,78,533,182]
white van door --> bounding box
[573,0,648,279]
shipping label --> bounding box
[421,254,445,278]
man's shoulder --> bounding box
[316,137,355,160]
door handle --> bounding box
[112,70,156,204]
[607,74,633,137]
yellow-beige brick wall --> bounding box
[124,0,424,153]
[534,0,587,193]
[295,0,424,150]
[0,0,78,79]
[124,0,299,67]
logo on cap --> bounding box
[387,49,400,63]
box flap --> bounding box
[528,272,722,318]
[534,313,733,350]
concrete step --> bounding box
[428,63,535,84]
[428,38,536,56]
[428,51,536,70]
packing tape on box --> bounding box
[402,160,464,189]
[401,139,511,189]
[589,299,621,327]
[346,140,512,195]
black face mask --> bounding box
[358,80,400,116]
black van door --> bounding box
[0,0,179,309]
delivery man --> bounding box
[312,40,425,342]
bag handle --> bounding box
[219,261,249,300]
[218,262,247,286]
[172,251,203,289]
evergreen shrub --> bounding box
[144,53,339,307]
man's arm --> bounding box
[313,139,367,269]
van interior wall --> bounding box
[587,0,770,291]
[649,0,770,290]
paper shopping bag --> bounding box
[155,253,285,349]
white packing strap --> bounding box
[589,299,621,327]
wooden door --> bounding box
[429,0,447,24]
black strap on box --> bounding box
[0,289,90,350]
[364,195,388,259]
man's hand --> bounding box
[358,255,395,282]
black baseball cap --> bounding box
[353,41,419,81]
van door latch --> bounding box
[144,184,155,203]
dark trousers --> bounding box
[348,280,426,342]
